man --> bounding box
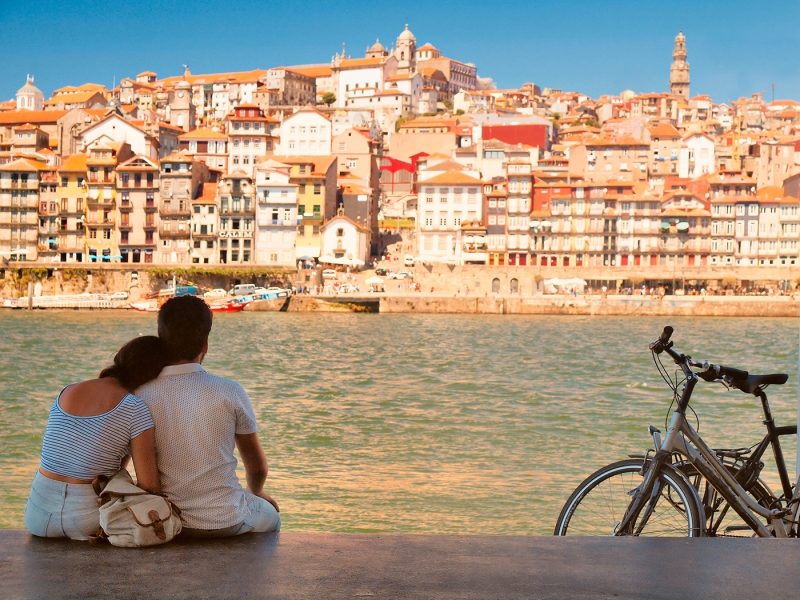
[136,295,280,536]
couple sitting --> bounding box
[24,295,280,540]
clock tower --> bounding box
[669,32,690,98]
[170,80,195,131]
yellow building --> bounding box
[269,155,337,259]
[85,143,133,262]
[56,154,89,262]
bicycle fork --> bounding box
[615,427,670,536]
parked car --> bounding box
[375,267,388,276]
[390,271,413,280]
[229,283,257,296]
[110,291,129,300]
[203,288,227,299]
[403,255,415,267]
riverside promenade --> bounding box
[283,292,800,316]
[3,529,800,599]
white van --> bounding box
[229,283,257,296]
[403,255,415,267]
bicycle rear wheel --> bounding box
[554,458,703,536]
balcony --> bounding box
[85,216,115,226]
[6,179,38,190]
[87,175,114,185]
[160,206,191,217]
[159,227,191,239]
[144,200,157,212]
[221,208,255,217]
[37,242,58,252]
[87,197,115,209]
[118,221,132,231]
[193,231,216,240]
[119,201,133,212]
[39,224,58,235]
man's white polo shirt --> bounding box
[136,363,259,529]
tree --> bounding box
[322,92,336,107]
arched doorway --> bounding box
[510,278,519,294]
[491,278,501,294]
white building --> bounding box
[278,108,332,155]
[678,133,715,179]
[253,159,298,266]
[320,211,370,265]
[79,113,159,159]
[416,170,484,264]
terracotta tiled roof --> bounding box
[179,127,228,140]
[0,157,47,172]
[419,170,483,186]
[283,64,333,78]
[44,90,105,105]
[0,109,67,124]
[59,154,89,172]
[648,123,681,139]
[337,57,385,70]
[195,182,218,203]
[159,69,267,87]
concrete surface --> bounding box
[2,530,800,599]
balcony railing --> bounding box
[160,207,192,217]
[159,228,191,239]
[85,216,115,226]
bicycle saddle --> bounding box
[734,373,788,395]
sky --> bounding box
[2,0,799,105]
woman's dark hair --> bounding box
[157,295,213,362]
[99,335,169,391]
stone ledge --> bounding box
[2,530,800,599]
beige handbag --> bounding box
[92,469,182,547]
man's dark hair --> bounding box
[157,295,213,362]
[99,335,169,391]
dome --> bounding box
[397,24,416,42]
[176,79,191,90]
[368,38,385,53]
[17,74,42,97]
[16,75,44,111]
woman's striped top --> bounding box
[39,389,154,480]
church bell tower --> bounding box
[670,32,690,98]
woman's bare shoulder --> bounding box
[59,378,128,416]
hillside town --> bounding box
[1,26,800,294]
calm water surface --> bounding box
[1,312,797,534]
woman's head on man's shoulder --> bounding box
[157,295,213,363]
[99,335,169,391]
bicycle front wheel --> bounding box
[554,458,703,536]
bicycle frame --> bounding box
[621,367,798,537]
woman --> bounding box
[24,335,169,540]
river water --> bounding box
[1,312,797,535]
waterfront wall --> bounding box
[379,295,800,316]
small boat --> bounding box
[129,300,158,312]
[206,300,247,313]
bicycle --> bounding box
[554,325,796,537]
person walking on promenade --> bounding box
[24,336,167,540]
[136,295,280,537]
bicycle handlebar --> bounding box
[651,325,754,390]
[649,326,674,354]
[697,363,749,383]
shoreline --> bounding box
[5,292,797,317]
